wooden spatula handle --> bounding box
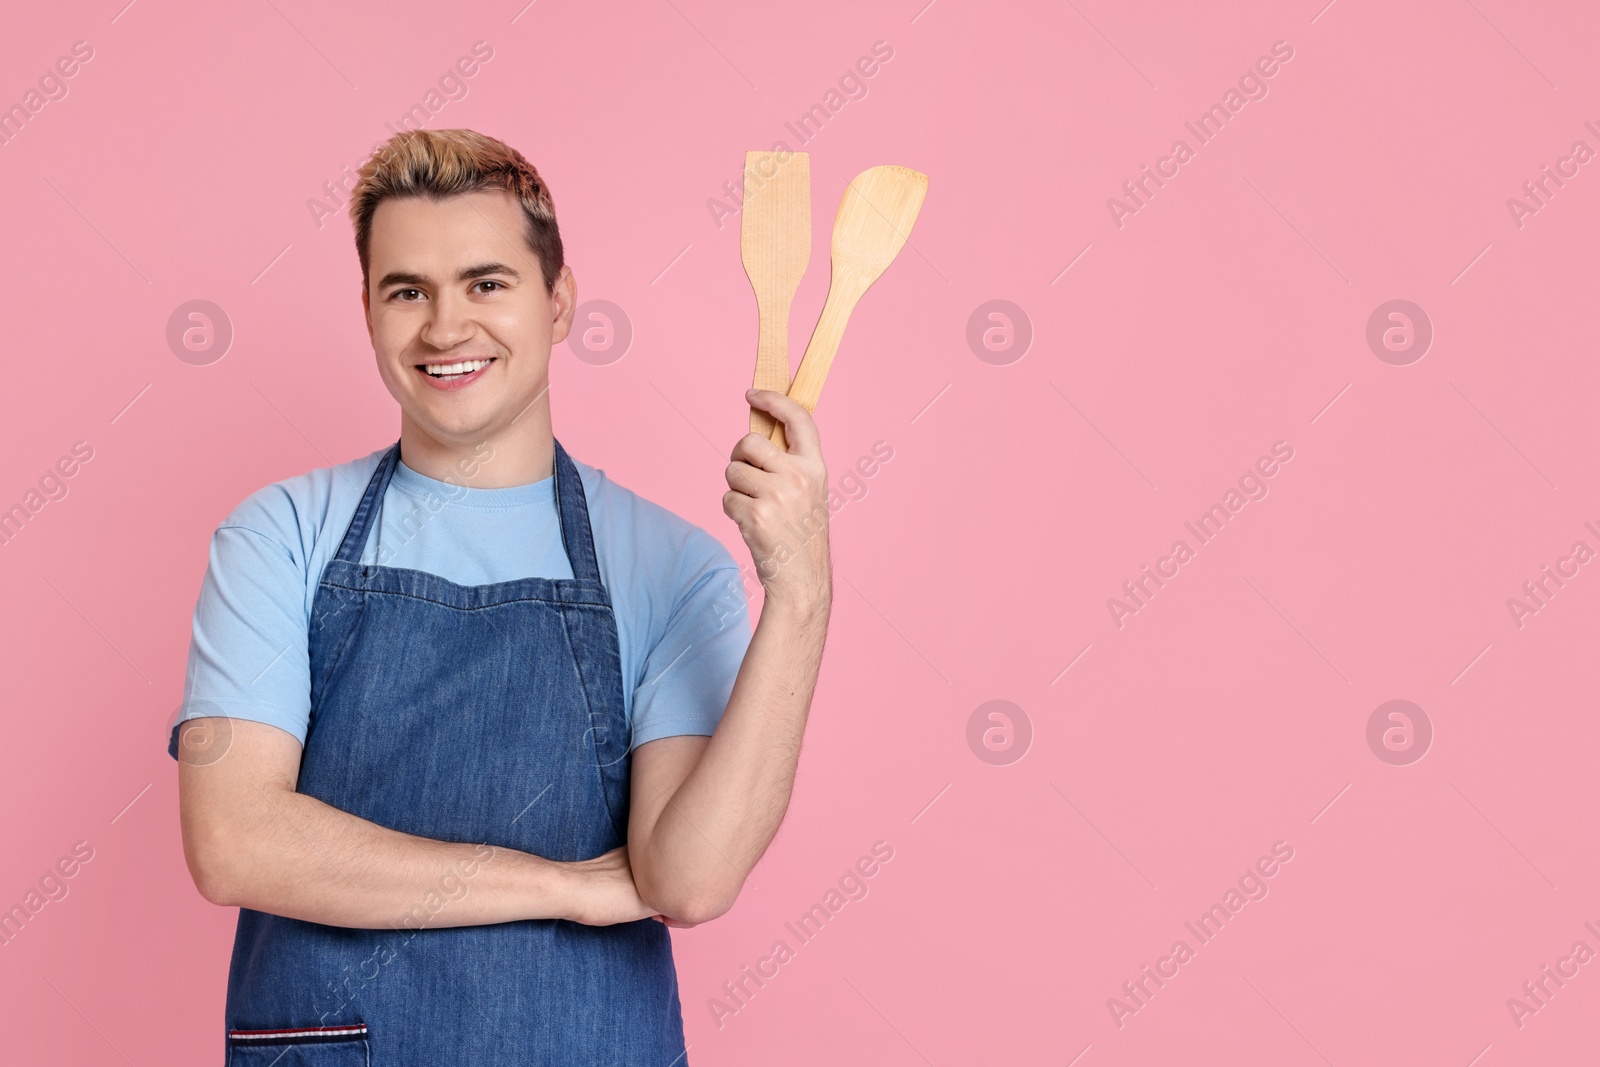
[768,286,860,451]
[750,301,791,438]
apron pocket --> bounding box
[227,1023,369,1066]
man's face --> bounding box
[362,188,574,445]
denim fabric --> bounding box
[221,439,687,1065]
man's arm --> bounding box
[627,388,833,926]
[178,716,658,929]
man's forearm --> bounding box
[630,385,834,923]
[198,784,568,930]
[632,594,830,919]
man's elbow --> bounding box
[640,874,740,927]
[661,896,734,928]
[187,852,238,906]
[182,822,247,906]
[677,891,738,927]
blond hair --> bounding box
[348,128,563,293]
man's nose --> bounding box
[420,290,475,349]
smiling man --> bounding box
[169,128,832,1065]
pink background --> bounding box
[2,0,1598,1063]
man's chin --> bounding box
[400,407,500,448]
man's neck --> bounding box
[397,409,555,489]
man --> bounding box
[170,128,832,1065]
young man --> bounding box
[170,128,832,1064]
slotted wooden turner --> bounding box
[771,164,928,451]
[740,151,810,437]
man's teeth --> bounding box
[423,358,492,378]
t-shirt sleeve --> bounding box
[628,537,753,750]
[166,522,313,760]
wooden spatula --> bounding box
[771,164,928,451]
[740,151,810,438]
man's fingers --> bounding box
[724,459,765,499]
[746,389,820,457]
[730,427,787,472]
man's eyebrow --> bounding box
[375,262,524,290]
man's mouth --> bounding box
[416,357,496,382]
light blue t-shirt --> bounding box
[166,443,753,761]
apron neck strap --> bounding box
[551,436,602,585]
[333,442,401,568]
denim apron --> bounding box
[220,439,687,1066]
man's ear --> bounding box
[549,265,577,346]
[361,282,374,345]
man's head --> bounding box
[349,128,575,448]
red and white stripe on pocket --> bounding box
[227,1023,368,1045]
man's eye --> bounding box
[391,288,423,302]
[474,280,503,293]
